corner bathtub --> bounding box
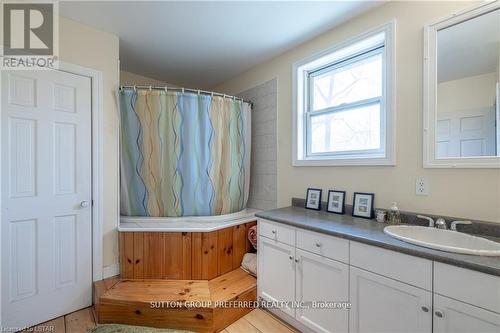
[118,209,259,280]
[118,208,260,232]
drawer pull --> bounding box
[421,306,429,313]
[315,242,321,247]
[435,310,444,318]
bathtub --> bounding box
[118,208,260,232]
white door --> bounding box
[295,249,348,333]
[1,70,92,329]
[436,108,496,157]
[349,267,432,333]
[258,236,296,318]
[433,294,500,333]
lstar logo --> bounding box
[3,2,54,56]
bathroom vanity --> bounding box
[256,206,500,333]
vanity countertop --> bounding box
[256,206,500,277]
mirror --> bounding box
[424,3,500,168]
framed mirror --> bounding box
[424,2,500,168]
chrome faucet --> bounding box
[435,218,447,230]
[450,220,472,231]
[417,215,435,227]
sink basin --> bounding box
[383,225,500,256]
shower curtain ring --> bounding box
[198,89,200,95]
[182,88,185,93]
[149,85,152,91]
[133,85,137,92]
[164,86,168,92]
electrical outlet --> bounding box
[416,177,429,196]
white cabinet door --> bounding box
[296,249,348,333]
[350,267,432,333]
[434,295,500,333]
[258,236,296,317]
[1,70,92,328]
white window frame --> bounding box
[292,21,396,166]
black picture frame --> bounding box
[327,190,346,214]
[305,188,322,211]
[352,192,375,219]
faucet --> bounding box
[435,218,447,230]
[450,220,472,231]
[417,215,448,229]
[417,215,435,227]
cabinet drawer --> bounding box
[434,262,500,314]
[296,229,349,264]
[350,241,432,290]
[258,219,295,246]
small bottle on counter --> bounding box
[387,202,402,225]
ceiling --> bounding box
[437,8,499,83]
[60,1,381,89]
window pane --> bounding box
[312,53,382,111]
[310,104,381,154]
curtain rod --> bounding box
[119,85,253,108]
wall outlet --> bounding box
[415,177,429,196]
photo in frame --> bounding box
[305,188,322,210]
[352,192,375,219]
[327,190,346,214]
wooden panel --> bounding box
[133,232,144,278]
[143,233,164,278]
[201,231,218,280]
[182,232,192,279]
[191,233,203,279]
[120,233,134,278]
[217,228,233,275]
[99,300,214,333]
[164,233,192,279]
[232,224,247,269]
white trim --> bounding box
[292,21,396,166]
[57,61,105,281]
[102,263,120,279]
[423,1,500,168]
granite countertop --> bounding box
[256,206,500,277]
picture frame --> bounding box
[305,188,322,211]
[327,190,346,214]
[352,192,375,219]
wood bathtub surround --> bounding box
[119,221,257,280]
[94,268,258,333]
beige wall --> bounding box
[59,17,120,270]
[120,70,174,86]
[215,1,500,223]
[438,72,497,112]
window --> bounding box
[293,23,395,166]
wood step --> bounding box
[95,268,256,333]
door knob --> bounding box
[80,201,89,208]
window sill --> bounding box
[292,156,395,167]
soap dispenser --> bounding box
[387,202,402,225]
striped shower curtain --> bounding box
[119,89,251,217]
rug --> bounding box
[88,324,194,333]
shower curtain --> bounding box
[119,89,251,217]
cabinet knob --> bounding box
[271,230,276,234]
[294,258,299,263]
[421,306,429,313]
[289,255,293,260]
[315,243,321,247]
[435,310,444,318]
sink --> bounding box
[383,225,500,256]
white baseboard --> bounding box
[102,262,120,279]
